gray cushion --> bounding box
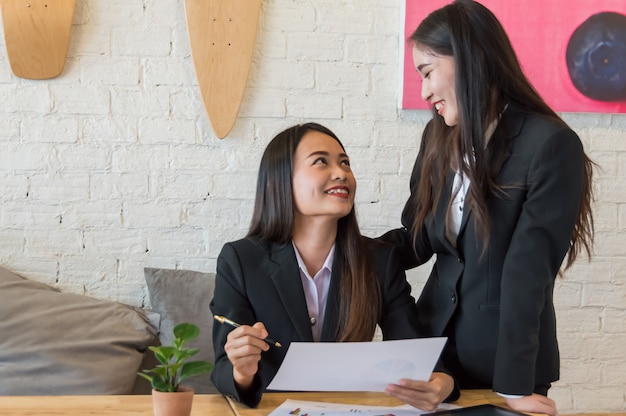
[144,267,217,393]
[0,266,159,395]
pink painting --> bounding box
[402,0,626,113]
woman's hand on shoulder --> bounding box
[505,394,558,416]
[385,372,454,411]
[224,322,270,389]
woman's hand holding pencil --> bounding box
[215,315,281,390]
[214,315,281,347]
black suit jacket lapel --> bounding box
[320,248,342,342]
[268,242,314,342]
[456,105,523,239]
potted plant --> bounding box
[138,322,213,416]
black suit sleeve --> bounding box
[375,242,421,340]
[493,125,585,394]
[209,243,264,407]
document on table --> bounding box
[266,337,447,392]
[268,399,459,416]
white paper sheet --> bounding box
[266,337,447,392]
[268,399,459,416]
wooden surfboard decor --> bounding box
[184,0,261,139]
[0,0,76,80]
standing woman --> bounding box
[380,1,594,416]
[210,123,455,409]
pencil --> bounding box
[214,315,282,348]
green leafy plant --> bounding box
[138,322,213,392]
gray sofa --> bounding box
[0,266,217,395]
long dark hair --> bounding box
[408,0,594,268]
[247,123,381,341]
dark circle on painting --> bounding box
[566,11,626,101]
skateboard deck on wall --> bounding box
[184,0,261,139]
[0,0,76,79]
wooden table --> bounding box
[226,390,626,416]
[227,389,510,416]
[2,391,621,416]
[0,394,234,416]
[0,391,515,416]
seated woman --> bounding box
[210,122,456,409]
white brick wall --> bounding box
[0,0,624,412]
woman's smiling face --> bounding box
[412,45,458,126]
[291,130,356,222]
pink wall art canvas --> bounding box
[401,0,626,113]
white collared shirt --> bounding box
[292,242,334,342]
[445,169,471,247]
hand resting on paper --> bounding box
[505,394,558,416]
[223,322,270,390]
[384,371,454,411]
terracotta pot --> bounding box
[151,386,194,416]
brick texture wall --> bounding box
[0,0,624,412]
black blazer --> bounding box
[210,236,425,407]
[380,106,585,396]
